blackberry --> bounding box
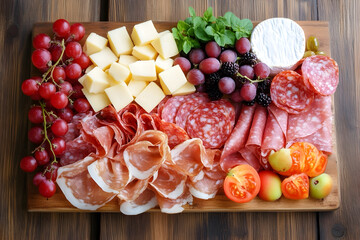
[238,52,258,66]
[221,62,239,76]
[205,71,221,85]
[256,92,272,107]
[243,99,256,106]
[204,71,223,101]
[257,79,272,94]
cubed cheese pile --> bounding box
[80,20,195,113]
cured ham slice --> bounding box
[286,95,332,154]
[150,163,187,199]
[123,130,170,180]
[120,188,158,215]
[60,136,95,166]
[156,187,193,214]
[93,126,114,156]
[188,175,223,200]
[220,105,256,172]
[56,156,115,210]
[117,178,149,201]
[87,157,131,194]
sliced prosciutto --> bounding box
[117,178,150,201]
[56,156,115,210]
[123,130,170,179]
[156,187,193,214]
[188,174,223,200]
[120,188,158,215]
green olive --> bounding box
[307,36,319,52]
[303,51,315,58]
[316,51,326,56]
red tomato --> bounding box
[224,164,260,203]
[281,173,309,200]
[278,142,327,177]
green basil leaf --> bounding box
[187,27,195,37]
[193,16,205,28]
[203,7,213,22]
[217,16,231,28]
[239,18,253,32]
[214,34,226,47]
[172,28,180,40]
[230,14,242,29]
[223,12,234,26]
[185,17,193,25]
[194,27,212,41]
[183,40,192,54]
[205,25,216,36]
[189,37,201,48]
[224,29,236,45]
[189,7,196,17]
[177,20,190,33]
[215,18,226,32]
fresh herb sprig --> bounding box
[172,7,253,53]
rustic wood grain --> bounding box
[0,0,101,239]
[317,0,360,239]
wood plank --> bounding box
[317,0,360,239]
[27,21,339,213]
[0,0,101,239]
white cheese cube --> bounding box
[108,62,131,83]
[107,26,134,56]
[151,32,179,59]
[127,79,148,97]
[158,30,170,37]
[82,88,111,112]
[131,20,159,46]
[84,33,108,56]
[89,47,118,70]
[158,65,187,95]
[118,55,138,68]
[132,44,158,60]
[129,60,157,81]
[135,82,165,113]
[85,65,95,74]
[172,82,196,96]
[155,55,173,73]
[104,82,134,112]
[78,74,88,86]
[83,67,111,93]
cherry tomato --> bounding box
[281,173,309,200]
[224,164,260,203]
[277,142,327,177]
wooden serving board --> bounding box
[27,21,340,212]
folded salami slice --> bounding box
[270,70,314,114]
[301,55,339,96]
[56,156,116,210]
[220,105,256,172]
[153,116,189,149]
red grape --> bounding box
[230,89,243,102]
[186,69,205,85]
[219,50,237,63]
[22,78,40,96]
[32,49,52,69]
[235,37,251,54]
[28,106,43,124]
[205,41,221,58]
[240,83,257,101]
[65,63,82,80]
[33,33,51,49]
[65,41,82,59]
[30,92,42,101]
[173,57,191,74]
[50,44,65,63]
[253,62,270,78]
[53,19,70,38]
[38,180,56,198]
[59,81,73,96]
[218,77,236,94]
[52,66,66,83]
[73,53,90,69]
[238,65,254,79]
[70,23,85,41]
[189,48,205,64]
[57,107,74,122]
[28,126,44,144]
[51,119,68,136]
[199,58,220,74]
[73,98,91,113]
[71,84,85,99]
[51,137,66,156]
[33,172,47,186]
[34,149,50,165]
[44,162,60,181]
[39,82,56,99]
[20,156,38,172]
[50,92,69,109]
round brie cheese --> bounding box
[250,18,305,75]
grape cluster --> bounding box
[173,38,272,105]
[20,19,92,198]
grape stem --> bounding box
[235,72,269,84]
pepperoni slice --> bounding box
[270,70,314,114]
[301,55,339,96]
[186,101,234,149]
[161,94,197,123]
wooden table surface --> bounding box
[1,0,359,239]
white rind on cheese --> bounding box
[250,18,305,75]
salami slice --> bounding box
[270,70,314,114]
[161,94,197,123]
[186,101,234,149]
[175,94,209,129]
[301,55,339,96]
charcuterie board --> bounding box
[27,21,340,212]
